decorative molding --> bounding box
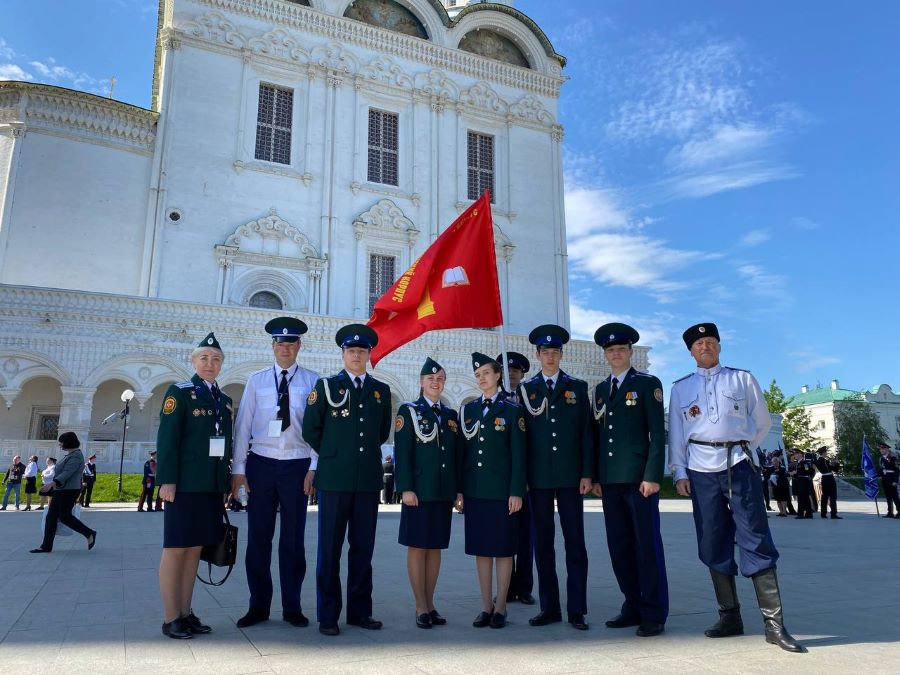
[508,94,554,125]
[460,80,508,114]
[232,158,313,185]
[353,198,416,234]
[358,55,414,90]
[221,208,324,263]
[350,181,419,205]
[0,83,157,153]
[184,2,564,98]
[248,27,309,62]
[413,69,459,100]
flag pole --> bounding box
[498,317,512,394]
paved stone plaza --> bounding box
[0,498,896,674]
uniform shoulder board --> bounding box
[502,398,521,408]
[727,366,751,373]
[633,370,653,378]
[175,381,193,389]
[564,373,586,384]
[527,373,542,384]
[672,373,692,385]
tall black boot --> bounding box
[705,570,744,638]
[751,568,807,653]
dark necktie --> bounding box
[546,378,554,395]
[354,376,363,391]
[610,378,619,400]
[432,402,441,422]
[278,370,290,431]
[482,398,492,417]
[211,382,221,402]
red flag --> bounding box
[367,192,502,366]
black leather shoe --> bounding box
[473,611,492,628]
[518,593,536,605]
[29,547,51,553]
[505,591,519,602]
[416,612,433,629]
[568,614,589,631]
[184,611,211,634]
[236,608,269,628]
[318,623,340,636]
[347,616,382,630]
[489,611,507,629]
[283,611,309,627]
[830,515,842,519]
[529,611,562,626]
[429,610,447,625]
[162,618,193,639]
[636,621,665,637]
[605,614,641,628]
[87,531,97,551]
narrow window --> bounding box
[368,109,399,186]
[467,131,495,202]
[255,84,293,165]
[368,254,397,315]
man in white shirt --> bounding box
[232,317,320,629]
[669,323,805,653]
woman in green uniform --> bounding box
[394,357,462,629]
[459,352,526,629]
[156,333,233,639]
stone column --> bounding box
[58,386,97,442]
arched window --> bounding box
[248,291,283,310]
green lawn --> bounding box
[39,473,146,502]
[584,476,683,500]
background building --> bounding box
[785,379,900,449]
[0,0,648,470]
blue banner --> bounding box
[861,438,880,500]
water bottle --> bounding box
[238,485,248,508]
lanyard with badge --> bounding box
[197,384,226,458]
[268,365,297,438]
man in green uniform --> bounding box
[519,324,593,631]
[302,324,392,636]
[592,323,668,637]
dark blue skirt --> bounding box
[163,491,224,548]
[464,496,518,557]
[399,500,453,549]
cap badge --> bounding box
[609,334,614,340]
[546,335,551,342]
[475,361,480,367]
[431,367,437,373]
[207,337,213,345]
[699,326,706,333]
[354,335,359,340]
[282,328,288,335]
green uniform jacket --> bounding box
[519,371,593,489]
[460,397,526,500]
[303,370,392,492]
[393,397,461,502]
[156,374,233,492]
[593,367,665,485]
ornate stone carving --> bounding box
[180,11,246,48]
[224,209,321,259]
[358,55,414,90]
[551,124,564,142]
[248,28,309,62]
[413,69,459,100]
[460,81,508,114]
[343,0,429,40]
[353,199,415,233]
[310,43,359,77]
[509,94,554,125]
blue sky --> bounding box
[3,0,898,398]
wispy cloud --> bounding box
[789,350,841,373]
[0,64,32,80]
[738,229,771,247]
[660,162,797,199]
[790,216,821,230]
[736,263,792,309]
[0,39,110,95]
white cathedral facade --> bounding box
[0,0,648,470]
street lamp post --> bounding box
[117,389,135,492]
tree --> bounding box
[833,395,888,471]
[782,406,815,452]
[763,379,787,414]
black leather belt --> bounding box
[691,439,752,498]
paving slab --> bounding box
[0,498,897,673]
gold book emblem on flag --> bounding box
[441,266,470,288]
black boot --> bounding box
[751,568,807,653]
[704,570,744,638]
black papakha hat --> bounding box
[682,323,720,349]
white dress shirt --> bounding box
[668,364,772,481]
[232,363,321,475]
[24,461,38,479]
[541,371,560,389]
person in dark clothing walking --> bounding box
[813,446,841,519]
[878,443,900,518]
[79,454,97,507]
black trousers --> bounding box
[41,489,93,550]
[79,479,95,506]
[509,494,534,598]
[883,479,900,514]
[139,480,156,510]
[794,480,813,517]
[761,474,771,507]
[819,475,837,516]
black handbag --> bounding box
[196,506,238,587]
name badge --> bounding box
[267,420,283,438]
[209,436,225,457]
